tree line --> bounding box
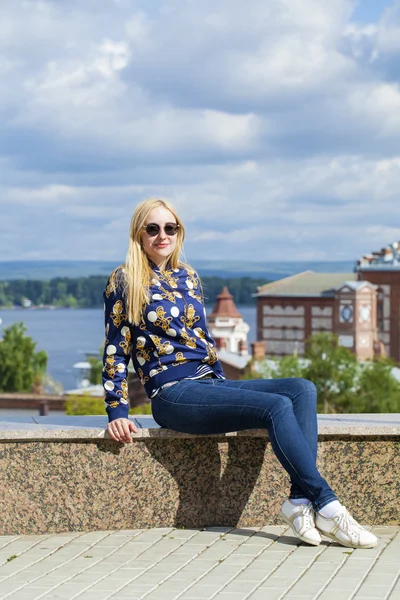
[0,275,269,308]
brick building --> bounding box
[255,240,400,362]
[356,241,400,363]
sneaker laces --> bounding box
[336,507,362,537]
[300,504,315,529]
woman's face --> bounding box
[141,205,179,267]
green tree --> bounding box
[0,282,12,307]
[243,354,304,380]
[0,322,48,393]
[353,358,400,413]
[302,332,358,413]
[266,355,304,379]
[88,355,103,385]
[241,359,262,380]
[86,343,106,385]
[242,332,400,414]
[64,294,78,308]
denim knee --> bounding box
[273,394,293,414]
[295,378,317,401]
[297,378,317,394]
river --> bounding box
[0,306,257,392]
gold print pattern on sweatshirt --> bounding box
[180,329,197,349]
[103,355,116,379]
[151,306,173,331]
[136,346,151,363]
[103,354,126,379]
[138,368,149,385]
[105,280,116,299]
[117,379,129,402]
[136,335,151,363]
[186,268,199,289]
[158,288,179,303]
[188,289,202,302]
[160,270,179,289]
[205,344,218,365]
[149,365,167,378]
[119,326,132,355]
[181,304,200,329]
[150,334,175,356]
[111,300,127,328]
[172,351,187,366]
[193,327,206,340]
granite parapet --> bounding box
[0,414,399,441]
[0,414,399,535]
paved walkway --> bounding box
[0,525,398,600]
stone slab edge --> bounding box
[0,425,400,441]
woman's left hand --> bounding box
[107,417,137,443]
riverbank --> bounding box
[0,305,61,310]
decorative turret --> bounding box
[207,287,250,354]
[208,286,242,319]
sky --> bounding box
[1,0,400,263]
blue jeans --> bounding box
[151,377,338,511]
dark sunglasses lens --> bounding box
[144,223,179,236]
[165,223,179,235]
[145,224,160,236]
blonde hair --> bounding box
[110,197,193,325]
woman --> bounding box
[103,197,378,550]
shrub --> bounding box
[64,394,153,416]
[129,402,152,415]
[64,394,105,415]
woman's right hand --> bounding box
[107,418,137,443]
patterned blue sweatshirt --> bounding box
[102,263,225,422]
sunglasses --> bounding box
[143,222,180,237]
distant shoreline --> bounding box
[0,303,257,311]
[0,305,61,311]
[0,259,356,282]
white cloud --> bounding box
[5,185,76,205]
[1,0,400,263]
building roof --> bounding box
[208,286,242,318]
[336,280,377,291]
[73,361,92,370]
[357,240,400,271]
[255,271,357,298]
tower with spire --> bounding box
[207,286,250,355]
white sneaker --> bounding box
[280,499,322,546]
[316,506,378,549]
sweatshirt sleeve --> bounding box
[102,278,132,422]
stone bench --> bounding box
[0,414,399,535]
